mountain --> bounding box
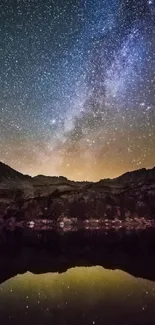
[115,167,155,184]
[0,162,30,183]
[0,162,74,187]
[0,162,80,204]
[1,161,155,187]
[0,161,155,222]
[33,175,70,184]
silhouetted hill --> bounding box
[115,167,155,184]
[1,161,155,187]
[97,167,155,187]
[0,162,31,182]
[0,162,155,222]
[33,175,73,185]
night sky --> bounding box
[0,0,155,181]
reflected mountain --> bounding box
[2,266,155,325]
[1,228,155,285]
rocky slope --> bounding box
[0,162,155,222]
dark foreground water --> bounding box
[1,227,155,325]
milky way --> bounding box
[0,0,155,180]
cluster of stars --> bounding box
[0,0,155,180]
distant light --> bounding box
[140,102,145,107]
[60,222,64,228]
[50,119,56,125]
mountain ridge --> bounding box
[0,161,155,222]
[0,161,155,184]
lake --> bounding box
[0,226,155,324]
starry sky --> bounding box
[0,0,155,181]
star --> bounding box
[0,0,155,181]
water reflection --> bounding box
[5,216,155,232]
[0,228,155,324]
[0,267,155,325]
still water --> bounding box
[0,227,155,324]
[0,267,155,325]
